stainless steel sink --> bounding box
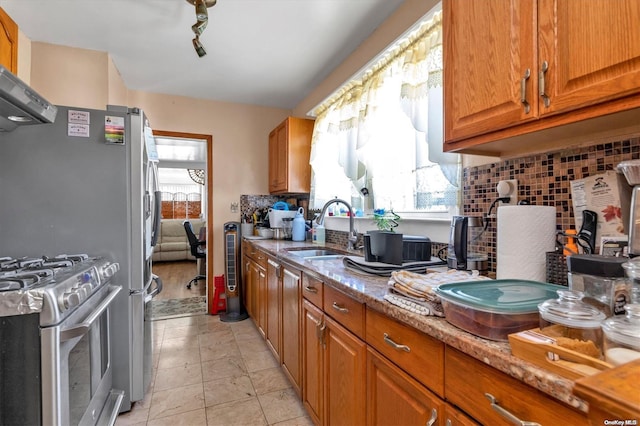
[288,248,345,260]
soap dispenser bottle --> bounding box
[292,207,306,242]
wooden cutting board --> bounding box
[573,359,640,424]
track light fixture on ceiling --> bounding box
[186,0,217,57]
[193,36,206,57]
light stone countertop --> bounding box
[249,239,589,413]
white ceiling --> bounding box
[0,0,405,109]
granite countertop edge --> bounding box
[249,239,587,413]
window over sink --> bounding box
[308,3,459,218]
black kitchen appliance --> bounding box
[618,160,640,257]
[363,233,432,265]
[447,216,488,272]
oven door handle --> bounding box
[60,285,122,342]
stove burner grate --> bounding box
[0,273,41,291]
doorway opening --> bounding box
[150,130,213,319]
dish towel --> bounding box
[384,269,491,317]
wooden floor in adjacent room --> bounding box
[153,260,207,300]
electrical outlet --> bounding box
[230,202,239,213]
[496,179,518,206]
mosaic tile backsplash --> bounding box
[463,137,639,273]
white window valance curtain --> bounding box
[309,11,457,211]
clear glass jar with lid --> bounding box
[622,258,640,303]
[601,303,640,366]
[537,290,606,359]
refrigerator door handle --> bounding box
[130,273,161,297]
[148,274,163,299]
[151,190,162,247]
[150,161,161,248]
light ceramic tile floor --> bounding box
[116,314,313,426]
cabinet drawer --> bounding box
[302,273,323,309]
[242,241,266,266]
[445,347,587,425]
[323,285,365,339]
[366,307,444,397]
[243,240,257,259]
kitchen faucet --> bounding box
[316,198,358,251]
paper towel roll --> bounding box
[497,205,557,281]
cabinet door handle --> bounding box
[426,408,438,426]
[484,393,540,426]
[319,322,327,348]
[304,285,318,294]
[538,60,550,107]
[383,333,411,352]
[315,318,323,340]
[520,68,531,113]
[331,302,349,313]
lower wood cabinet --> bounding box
[445,346,587,425]
[302,300,324,425]
[324,315,366,426]
[367,347,442,426]
[281,265,302,395]
[244,242,593,426]
[242,254,251,316]
[266,258,281,360]
[302,299,366,426]
[244,253,266,338]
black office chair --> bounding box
[183,220,206,289]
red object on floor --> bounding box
[210,275,227,315]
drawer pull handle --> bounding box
[304,286,318,294]
[332,302,349,313]
[426,408,437,426]
[383,333,411,352]
[484,393,540,426]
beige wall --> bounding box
[30,43,109,109]
[16,29,31,83]
[107,56,128,106]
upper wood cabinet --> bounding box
[443,0,640,156]
[268,117,314,194]
[0,7,18,73]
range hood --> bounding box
[0,65,57,132]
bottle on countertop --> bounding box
[292,207,306,242]
[314,224,325,245]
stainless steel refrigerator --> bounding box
[0,104,162,412]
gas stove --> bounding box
[0,254,119,326]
